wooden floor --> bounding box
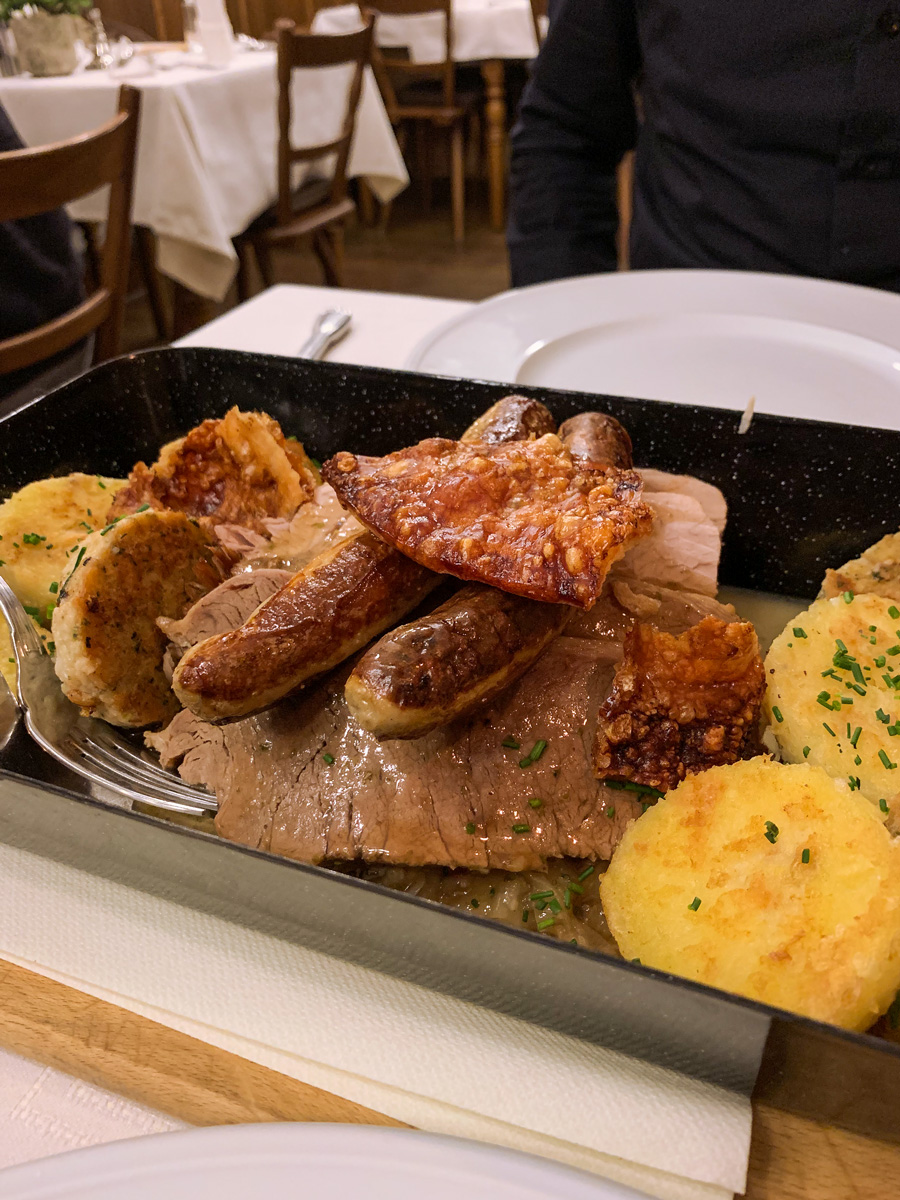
[122,184,510,354]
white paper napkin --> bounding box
[0,840,751,1199]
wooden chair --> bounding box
[363,0,479,244]
[0,86,140,378]
[234,16,374,293]
[95,0,160,39]
[529,0,546,47]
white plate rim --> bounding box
[0,1124,651,1200]
[405,268,900,400]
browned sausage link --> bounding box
[557,412,633,470]
[172,395,548,723]
[346,584,568,738]
[461,394,555,445]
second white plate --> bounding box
[407,269,900,429]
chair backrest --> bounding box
[360,0,454,115]
[274,16,374,223]
[96,0,160,39]
[529,0,546,47]
[0,86,140,376]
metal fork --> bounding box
[0,576,217,816]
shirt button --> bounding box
[877,9,900,35]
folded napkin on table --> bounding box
[0,841,752,1200]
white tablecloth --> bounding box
[314,0,539,63]
[0,51,409,301]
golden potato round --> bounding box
[766,594,900,817]
[0,473,124,622]
[601,758,900,1030]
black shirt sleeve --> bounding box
[507,0,641,288]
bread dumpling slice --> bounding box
[52,511,224,727]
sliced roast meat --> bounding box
[149,582,738,871]
[158,569,293,653]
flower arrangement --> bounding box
[0,0,91,20]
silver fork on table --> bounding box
[0,576,217,816]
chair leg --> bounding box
[254,241,275,290]
[467,109,481,180]
[235,240,254,303]
[414,121,432,212]
[313,225,344,288]
[356,178,377,227]
[135,226,171,342]
[450,122,465,245]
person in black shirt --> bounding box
[508,0,900,292]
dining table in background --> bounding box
[0,47,409,334]
[313,0,542,231]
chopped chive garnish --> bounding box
[135,504,150,513]
[793,627,807,638]
[568,881,584,895]
[889,646,900,657]
[529,739,547,761]
[801,848,810,864]
[880,798,890,813]
[848,776,860,791]
[848,683,866,696]
[45,604,54,622]
[878,749,897,770]
[823,723,835,736]
[843,590,854,603]
[548,897,561,913]
[23,604,39,618]
[529,890,553,901]
[322,752,335,765]
[470,898,479,908]
[465,822,476,834]
[877,708,890,723]
[577,865,594,881]
[631,957,642,965]
[47,641,55,655]
[835,638,848,653]
[49,581,58,594]
[855,755,862,765]
[876,656,887,668]
[512,822,531,833]
[528,796,543,809]
[688,896,701,911]
[501,736,520,749]
[21,532,45,545]
[850,662,865,684]
[850,726,862,748]
[605,779,665,799]
[764,820,779,843]
[802,746,810,757]
[563,888,572,908]
[606,806,615,818]
[771,706,783,723]
[817,691,832,708]
[890,607,900,621]
[536,916,555,930]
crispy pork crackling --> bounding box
[323,434,653,609]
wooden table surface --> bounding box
[0,958,897,1198]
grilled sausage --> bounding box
[558,412,633,470]
[343,409,631,739]
[346,584,569,738]
[462,394,556,446]
[172,396,554,723]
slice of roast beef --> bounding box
[149,583,736,871]
[157,569,293,653]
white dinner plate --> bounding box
[406,269,900,429]
[0,1124,650,1199]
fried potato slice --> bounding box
[323,434,653,609]
[109,408,318,535]
[601,759,900,1031]
[594,616,764,792]
[766,594,900,817]
[819,531,900,603]
[52,511,225,727]
[0,472,124,619]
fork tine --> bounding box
[84,723,214,796]
[74,741,217,813]
[78,733,214,807]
